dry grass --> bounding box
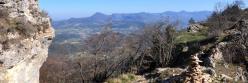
[211,62,245,82]
[214,62,238,78]
[105,73,137,83]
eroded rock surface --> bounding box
[187,24,206,33]
[0,0,54,83]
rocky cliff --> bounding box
[0,0,54,83]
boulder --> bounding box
[187,24,206,33]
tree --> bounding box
[206,1,244,37]
[150,24,176,67]
[132,22,177,73]
[189,18,196,24]
[76,23,135,82]
[234,0,245,8]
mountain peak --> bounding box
[92,12,107,17]
[90,12,109,20]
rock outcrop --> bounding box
[0,0,54,83]
[187,24,206,33]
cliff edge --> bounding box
[0,0,54,83]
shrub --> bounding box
[40,10,48,17]
[0,9,8,18]
[205,1,245,37]
[106,73,137,83]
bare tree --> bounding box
[150,23,176,67]
[207,1,244,37]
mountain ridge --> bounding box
[53,11,212,29]
[52,11,212,44]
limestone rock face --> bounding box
[187,24,206,33]
[0,0,54,83]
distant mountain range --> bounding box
[52,11,212,43]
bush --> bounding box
[15,19,37,37]
[106,73,137,83]
[205,2,245,37]
[40,10,48,17]
[0,9,8,18]
[221,43,246,64]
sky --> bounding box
[39,0,248,21]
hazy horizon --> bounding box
[53,11,212,21]
[39,0,248,20]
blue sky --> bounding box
[39,0,248,20]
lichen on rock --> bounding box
[0,0,54,83]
